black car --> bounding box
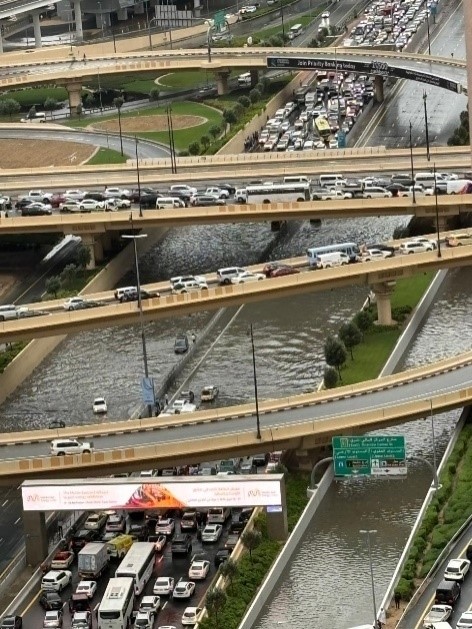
[174,334,189,355]
[119,289,159,303]
[0,617,22,629]
[252,453,269,467]
[83,192,107,202]
[171,533,192,555]
[71,529,99,551]
[48,420,66,429]
[130,187,156,203]
[39,592,63,610]
[128,522,149,540]
[21,204,52,216]
[214,549,230,567]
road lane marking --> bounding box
[20,590,40,616]
[1,500,8,507]
[14,517,20,524]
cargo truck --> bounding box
[77,542,109,579]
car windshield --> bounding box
[447,566,459,572]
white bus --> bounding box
[288,23,303,39]
[246,182,311,205]
[97,577,135,629]
[115,542,155,595]
[307,242,360,266]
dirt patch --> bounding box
[91,114,206,134]
[0,139,95,168]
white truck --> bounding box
[77,542,109,579]
[18,189,53,204]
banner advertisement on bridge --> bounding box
[266,56,462,93]
[21,477,283,511]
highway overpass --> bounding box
[0,195,469,238]
[0,349,470,483]
[2,245,472,342]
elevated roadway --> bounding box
[0,48,466,90]
[0,143,470,191]
[0,349,471,482]
[0,196,470,237]
[2,245,472,342]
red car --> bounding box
[263,263,300,278]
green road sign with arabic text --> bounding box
[332,435,406,477]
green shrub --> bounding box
[396,578,414,600]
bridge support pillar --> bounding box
[215,70,230,95]
[374,75,384,103]
[32,12,42,48]
[372,281,396,326]
[266,479,288,541]
[81,234,104,269]
[117,7,128,21]
[0,29,4,55]
[250,69,259,87]
[73,0,83,41]
[65,80,83,118]
[24,511,48,567]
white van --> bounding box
[288,23,303,39]
[156,197,185,209]
[284,175,311,185]
[414,172,440,188]
[315,251,349,269]
[235,188,247,203]
[21,112,46,123]
[237,72,252,86]
[446,179,472,194]
[319,174,347,188]
[207,507,231,524]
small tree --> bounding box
[339,322,362,360]
[232,102,243,119]
[249,88,261,104]
[241,529,261,562]
[45,276,61,298]
[113,96,124,110]
[84,93,95,109]
[44,97,58,119]
[323,366,338,389]
[74,244,91,270]
[27,105,37,119]
[188,142,200,155]
[76,102,83,118]
[209,124,221,140]
[324,335,347,379]
[219,557,238,590]
[205,587,227,629]
[237,95,250,108]
[222,108,237,125]
[0,99,20,120]
[60,263,78,287]
[200,135,210,151]
[353,309,374,334]
[149,87,160,102]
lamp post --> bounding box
[409,121,416,204]
[145,2,152,50]
[359,529,378,628]
[248,324,262,440]
[432,163,442,258]
[423,91,430,161]
[281,2,285,46]
[122,217,153,418]
[426,6,431,55]
[207,25,212,63]
[430,400,439,488]
[166,105,177,174]
[114,97,124,156]
[97,68,103,113]
[135,136,143,218]
[166,0,173,50]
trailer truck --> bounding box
[78,542,109,579]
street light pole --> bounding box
[426,8,431,55]
[430,400,439,489]
[249,324,262,440]
[166,105,177,174]
[409,121,416,204]
[423,91,430,162]
[145,2,152,50]
[432,162,442,258]
[122,217,153,418]
[135,136,142,218]
[281,2,285,46]
[360,529,378,628]
[117,104,124,156]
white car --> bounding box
[79,198,105,211]
[170,184,197,196]
[170,275,207,288]
[444,558,470,581]
[106,513,125,532]
[43,610,63,628]
[153,576,174,596]
[155,518,175,536]
[92,397,108,414]
[104,187,131,199]
[84,512,107,530]
[64,189,87,200]
[172,280,208,294]
[205,187,230,199]
[50,438,93,456]
[363,186,392,199]
[139,595,161,615]
[321,10,330,18]
[422,604,452,626]
[188,559,210,580]
[230,271,265,284]
[63,297,86,311]
[59,199,85,213]
[399,241,434,254]
[182,607,203,626]
[413,236,437,250]
[201,524,223,543]
[360,248,390,262]
[457,611,472,628]
[133,610,154,628]
[41,569,72,592]
[75,580,97,599]
[172,581,195,599]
